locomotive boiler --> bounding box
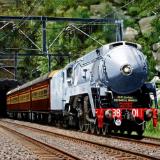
[6,41,158,136]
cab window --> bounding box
[67,67,72,78]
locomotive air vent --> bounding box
[125,42,137,48]
[125,42,142,50]
[109,42,123,49]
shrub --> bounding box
[128,6,140,16]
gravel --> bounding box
[1,118,160,159]
[0,123,117,160]
[0,127,38,160]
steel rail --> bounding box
[0,120,159,160]
[0,123,80,160]
[107,135,160,147]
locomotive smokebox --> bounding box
[103,44,147,94]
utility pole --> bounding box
[42,20,47,54]
[0,16,124,76]
[14,53,18,79]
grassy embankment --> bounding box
[144,119,160,138]
[144,107,160,138]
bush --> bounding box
[124,18,135,28]
[83,0,100,6]
[128,6,140,16]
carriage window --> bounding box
[67,67,72,78]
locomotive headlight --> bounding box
[105,109,112,119]
[121,64,132,76]
[115,119,121,126]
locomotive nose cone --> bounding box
[103,45,147,94]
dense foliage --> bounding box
[0,0,160,82]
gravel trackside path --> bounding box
[1,119,160,160]
[0,127,38,160]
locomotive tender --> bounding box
[7,41,158,136]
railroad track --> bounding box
[143,136,160,143]
[107,134,160,147]
[0,122,80,160]
[0,119,160,160]
[105,132,160,142]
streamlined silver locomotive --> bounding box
[7,41,158,136]
[62,41,158,135]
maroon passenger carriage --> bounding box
[6,41,159,136]
[7,71,57,121]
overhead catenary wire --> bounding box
[63,0,158,47]
[18,27,41,51]
[1,0,157,54]
[0,22,10,30]
[0,0,157,77]
[40,0,160,52]
[70,24,103,46]
[0,0,135,50]
[49,0,136,49]
[48,27,67,50]
[0,67,15,76]
[0,0,43,41]
[16,0,42,29]
[67,0,136,34]
[0,0,44,77]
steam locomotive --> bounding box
[6,41,158,136]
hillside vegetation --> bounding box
[0,0,160,82]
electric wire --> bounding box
[63,0,158,48]
[70,24,103,46]
[67,0,136,33]
[0,0,135,46]
[0,0,158,53]
[48,27,67,50]
[53,0,136,49]
[66,0,158,38]
[0,0,43,41]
